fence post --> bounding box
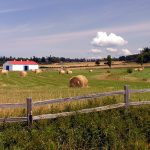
[124,85,129,108]
[26,98,33,126]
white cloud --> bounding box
[0,9,21,14]
[106,47,118,52]
[0,8,30,14]
[122,49,132,55]
[90,49,102,53]
[91,32,128,47]
[137,48,143,51]
[88,56,102,59]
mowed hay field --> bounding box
[0,68,150,116]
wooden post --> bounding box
[124,85,129,108]
[27,98,33,126]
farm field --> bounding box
[0,67,150,149]
[0,67,150,117]
[40,61,150,69]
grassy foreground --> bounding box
[0,106,150,150]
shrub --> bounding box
[127,68,133,73]
[95,59,100,66]
[142,78,148,81]
[107,70,111,73]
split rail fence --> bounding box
[0,85,150,126]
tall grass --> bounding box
[0,106,149,149]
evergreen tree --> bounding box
[107,55,112,68]
[137,54,144,66]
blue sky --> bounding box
[0,0,150,58]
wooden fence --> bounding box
[0,85,150,126]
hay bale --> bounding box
[35,69,42,74]
[59,69,65,74]
[89,70,93,72]
[134,68,138,71]
[138,68,143,71]
[20,71,27,77]
[70,75,88,88]
[1,70,8,75]
[66,70,72,74]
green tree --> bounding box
[107,55,112,68]
[143,47,150,53]
[137,54,144,67]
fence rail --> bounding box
[0,117,27,123]
[0,103,26,108]
[33,101,150,121]
[0,86,150,125]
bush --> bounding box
[127,68,133,73]
[95,59,100,66]
[107,70,111,73]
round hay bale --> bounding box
[32,69,36,72]
[20,71,27,77]
[1,70,8,75]
[70,75,88,88]
[59,69,65,74]
[35,69,42,74]
[138,68,143,72]
[66,70,72,74]
[89,70,93,72]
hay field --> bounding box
[0,68,149,116]
[40,61,150,70]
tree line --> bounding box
[96,47,150,68]
[0,55,96,65]
[0,47,149,65]
[119,47,150,64]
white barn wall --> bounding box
[29,65,39,70]
[12,65,39,71]
[12,65,23,71]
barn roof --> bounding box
[8,60,38,65]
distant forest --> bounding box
[118,47,150,63]
[0,56,96,65]
[0,47,150,65]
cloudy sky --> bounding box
[0,0,150,58]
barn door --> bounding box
[24,66,29,71]
[6,66,9,71]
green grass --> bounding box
[0,68,149,117]
[0,68,150,149]
[0,68,149,102]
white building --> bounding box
[3,60,39,71]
